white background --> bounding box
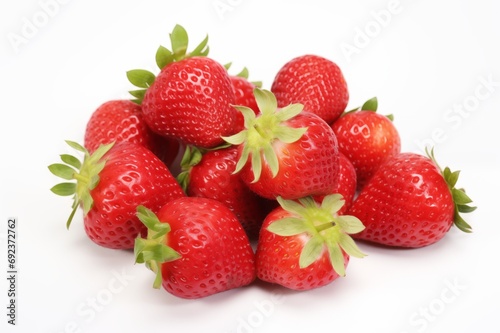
[1,0,499,332]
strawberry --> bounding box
[314,151,357,215]
[348,149,475,248]
[177,146,272,239]
[271,54,349,124]
[49,141,185,249]
[127,25,238,149]
[84,99,179,168]
[332,97,401,188]
[228,66,262,132]
[223,88,340,200]
[256,195,366,290]
[134,198,256,299]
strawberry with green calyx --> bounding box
[256,195,366,290]
[223,88,340,200]
[177,145,273,239]
[348,148,474,248]
[127,24,237,149]
[332,97,401,189]
[126,24,209,104]
[134,199,256,299]
[49,141,185,249]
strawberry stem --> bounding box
[315,221,336,233]
[73,173,90,183]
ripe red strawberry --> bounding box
[84,99,179,168]
[127,25,238,149]
[223,88,340,200]
[49,141,185,249]
[348,150,475,248]
[256,195,366,290]
[332,97,401,188]
[134,198,256,299]
[271,54,349,124]
[177,146,272,239]
[314,151,357,215]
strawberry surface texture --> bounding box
[49,23,475,299]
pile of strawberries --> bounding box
[49,25,475,299]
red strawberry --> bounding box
[223,88,340,200]
[332,97,401,188]
[256,195,366,291]
[134,198,256,299]
[84,99,179,168]
[314,151,357,215]
[177,146,272,239]
[348,149,475,248]
[271,54,349,124]
[228,66,262,132]
[49,141,185,249]
[127,25,237,149]
[228,66,261,114]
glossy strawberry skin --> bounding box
[271,54,349,124]
[142,56,238,149]
[314,151,357,215]
[84,142,185,249]
[187,147,271,239]
[84,100,179,167]
[332,111,401,189]
[256,207,349,291]
[157,197,256,299]
[348,153,455,248]
[239,112,339,200]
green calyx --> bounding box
[134,205,181,289]
[222,88,307,183]
[48,141,114,229]
[176,145,205,193]
[267,195,366,277]
[127,24,209,104]
[224,63,263,88]
[426,147,475,233]
[343,97,394,121]
[176,143,233,192]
